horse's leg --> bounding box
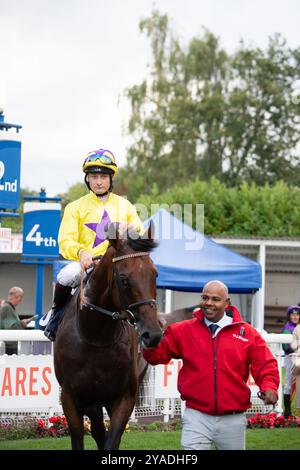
[86,405,106,450]
[61,388,84,450]
[104,394,136,450]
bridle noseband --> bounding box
[81,251,156,328]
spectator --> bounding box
[280,305,300,418]
[0,287,35,355]
[143,280,279,450]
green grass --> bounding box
[0,367,298,451]
[0,428,299,450]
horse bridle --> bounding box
[81,252,157,328]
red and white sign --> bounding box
[0,227,11,251]
[0,355,60,409]
[154,360,182,398]
[0,232,22,253]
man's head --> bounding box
[82,148,118,195]
[7,287,24,307]
[200,280,230,323]
[286,304,300,325]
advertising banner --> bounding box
[0,140,21,210]
[22,202,61,258]
[0,355,60,409]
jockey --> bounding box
[43,148,144,341]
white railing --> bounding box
[0,330,293,422]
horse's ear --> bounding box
[107,222,119,240]
[142,220,155,241]
[107,222,123,249]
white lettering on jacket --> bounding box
[233,333,249,342]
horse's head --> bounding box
[108,221,163,349]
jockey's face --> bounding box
[86,173,111,195]
[290,312,300,325]
[200,282,230,323]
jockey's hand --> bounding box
[261,390,278,405]
[79,250,94,271]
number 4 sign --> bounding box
[22,202,61,258]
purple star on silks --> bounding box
[85,210,112,248]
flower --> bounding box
[46,415,69,438]
[247,413,300,429]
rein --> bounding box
[81,251,156,327]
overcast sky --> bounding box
[1,0,299,196]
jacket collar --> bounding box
[89,190,112,203]
[193,305,244,324]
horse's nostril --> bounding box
[141,331,163,348]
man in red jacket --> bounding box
[143,280,279,450]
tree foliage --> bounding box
[1,187,39,232]
[57,182,88,209]
[118,10,300,200]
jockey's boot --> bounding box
[283,394,292,419]
[44,283,72,341]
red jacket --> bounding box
[143,306,279,415]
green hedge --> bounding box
[137,178,300,237]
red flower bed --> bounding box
[35,416,69,438]
[247,413,300,429]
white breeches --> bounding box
[57,262,83,289]
[284,355,294,394]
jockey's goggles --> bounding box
[83,154,116,166]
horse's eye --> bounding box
[120,277,129,287]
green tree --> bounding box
[57,182,88,208]
[1,187,39,232]
[224,35,300,184]
[120,10,300,198]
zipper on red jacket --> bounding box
[212,334,219,414]
[211,321,245,415]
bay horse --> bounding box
[158,304,198,328]
[54,222,162,450]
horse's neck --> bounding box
[83,251,113,308]
[78,249,123,345]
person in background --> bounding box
[292,322,300,353]
[43,148,144,341]
[0,287,36,355]
[281,305,300,418]
[143,280,279,450]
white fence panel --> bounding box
[0,330,293,423]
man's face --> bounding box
[200,283,230,323]
[290,312,300,325]
[12,293,23,306]
[87,173,110,195]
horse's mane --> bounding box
[127,233,158,252]
[107,223,158,253]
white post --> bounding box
[181,400,186,418]
[253,243,266,329]
[165,289,172,313]
[163,398,170,423]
